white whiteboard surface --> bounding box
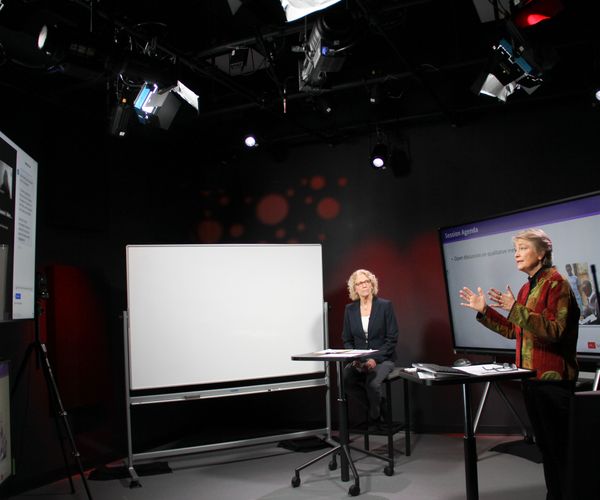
[126,244,325,390]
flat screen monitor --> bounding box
[0,130,38,321]
[439,192,600,359]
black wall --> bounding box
[1,91,600,493]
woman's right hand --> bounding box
[459,286,487,314]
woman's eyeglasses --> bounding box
[482,363,517,372]
[355,280,371,287]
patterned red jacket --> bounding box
[477,266,579,381]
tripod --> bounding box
[10,277,93,499]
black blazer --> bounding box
[341,296,399,363]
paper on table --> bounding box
[456,364,524,376]
[314,349,378,357]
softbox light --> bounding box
[281,0,342,22]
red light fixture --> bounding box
[513,0,564,28]
[524,13,551,26]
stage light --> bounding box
[370,143,388,169]
[108,97,134,137]
[298,11,353,92]
[369,84,382,105]
[36,23,101,64]
[311,95,333,115]
[472,21,555,102]
[132,81,199,130]
[389,147,411,178]
[37,25,48,50]
[229,47,249,72]
[513,0,564,28]
[244,134,258,148]
[280,0,342,22]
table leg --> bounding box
[462,383,479,500]
[337,360,350,482]
[404,379,411,456]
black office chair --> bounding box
[353,367,412,474]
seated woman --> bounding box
[341,269,399,427]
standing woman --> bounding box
[342,269,399,427]
[459,228,579,500]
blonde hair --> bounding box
[347,269,379,301]
[512,228,553,267]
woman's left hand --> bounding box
[488,286,516,312]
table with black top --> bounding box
[396,366,536,500]
[290,349,393,497]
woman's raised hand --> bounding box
[487,286,516,312]
[459,286,487,314]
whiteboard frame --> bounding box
[123,308,332,483]
[122,243,332,483]
[125,244,326,390]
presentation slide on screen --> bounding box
[0,131,37,321]
[440,194,600,357]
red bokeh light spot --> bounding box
[338,177,348,187]
[310,175,326,190]
[317,197,341,220]
[230,224,244,238]
[297,222,306,232]
[256,193,289,225]
[286,188,295,197]
[305,196,314,205]
[197,220,223,243]
[275,228,286,239]
[219,195,230,206]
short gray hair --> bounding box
[512,228,553,267]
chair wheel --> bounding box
[328,458,337,470]
[291,475,300,487]
[349,483,360,496]
[384,465,394,476]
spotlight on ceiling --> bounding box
[513,0,564,28]
[37,25,49,51]
[370,143,388,170]
[369,84,382,105]
[36,23,102,65]
[298,10,354,92]
[310,95,334,115]
[389,147,411,178]
[132,81,199,131]
[108,97,135,138]
[244,134,258,148]
[472,21,556,102]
